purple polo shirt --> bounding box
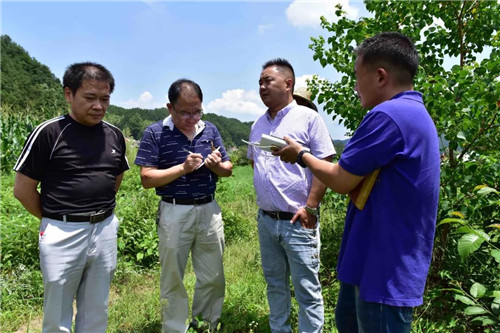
[337,91,440,306]
[247,100,335,212]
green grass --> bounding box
[1,164,457,333]
[1,165,272,332]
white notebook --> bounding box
[242,134,310,152]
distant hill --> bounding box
[332,139,349,156]
[1,34,252,147]
[0,34,67,112]
[106,105,252,147]
[203,113,253,148]
[1,34,345,151]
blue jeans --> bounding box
[257,210,324,333]
[335,282,413,333]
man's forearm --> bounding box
[140,165,186,189]
[14,173,42,219]
[209,161,233,177]
[306,157,332,207]
[303,153,363,194]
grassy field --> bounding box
[1,162,458,333]
[2,165,306,333]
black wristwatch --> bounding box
[296,149,309,168]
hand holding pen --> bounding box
[204,146,221,169]
[181,148,203,173]
[182,146,221,171]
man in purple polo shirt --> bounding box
[135,79,232,333]
[247,58,336,333]
[274,32,440,332]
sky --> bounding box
[1,0,371,140]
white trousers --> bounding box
[39,215,118,333]
[158,200,225,333]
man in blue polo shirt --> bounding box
[274,32,440,332]
[135,78,232,333]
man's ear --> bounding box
[167,103,174,115]
[376,68,389,87]
[64,87,73,103]
[285,77,294,90]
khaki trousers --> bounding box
[157,200,225,333]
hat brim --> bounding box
[293,94,318,112]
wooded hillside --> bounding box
[0,34,253,149]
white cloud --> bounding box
[118,91,162,109]
[258,24,274,34]
[205,89,266,117]
[286,0,358,29]
[295,74,315,90]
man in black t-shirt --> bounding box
[13,62,129,333]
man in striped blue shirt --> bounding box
[135,79,232,333]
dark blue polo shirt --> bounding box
[135,117,230,198]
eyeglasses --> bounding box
[176,110,203,120]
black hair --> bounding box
[63,62,115,95]
[168,79,203,105]
[355,32,419,84]
[262,58,295,90]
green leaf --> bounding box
[457,131,466,140]
[438,217,465,226]
[492,299,500,315]
[454,294,476,305]
[464,306,488,315]
[491,250,500,264]
[470,282,486,298]
[449,211,465,218]
[455,226,476,235]
[458,233,485,259]
[481,318,496,326]
[477,187,499,196]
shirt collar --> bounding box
[391,90,423,102]
[266,100,297,121]
[162,115,206,135]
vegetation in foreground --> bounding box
[1,1,499,332]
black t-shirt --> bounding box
[14,115,129,215]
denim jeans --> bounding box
[335,282,413,333]
[257,210,324,333]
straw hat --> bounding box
[293,87,318,112]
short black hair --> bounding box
[168,79,203,105]
[262,58,296,90]
[355,32,419,85]
[63,62,115,95]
